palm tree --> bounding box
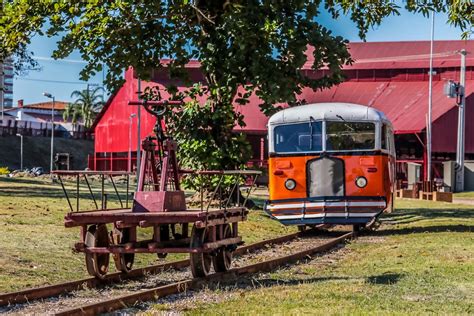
[63,103,81,131]
[65,86,104,128]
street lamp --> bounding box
[43,92,55,174]
[128,113,137,173]
[16,133,23,170]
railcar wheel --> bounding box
[213,224,233,272]
[190,225,212,277]
[85,224,110,279]
[113,227,135,273]
[352,224,362,236]
[297,225,307,232]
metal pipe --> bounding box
[136,79,142,190]
[76,174,80,212]
[83,174,98,209]
[206,175,224,212]
[455,49,467,192]
[426,11,435,181]
[126,174,130,208]
[109,175,123,208]
[58,175,74,212]
[43,92,55,176]
[128,113,136,173]
[101,174,105,209]
[51,96,55,173]
[242,174,258,208]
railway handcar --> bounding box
[265,103,396,231]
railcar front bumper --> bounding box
[264,197,386,225]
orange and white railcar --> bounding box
[264,103,396,230]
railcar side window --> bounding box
[381,124,388,150]
[326,122,375,151]
[274,122,323,153]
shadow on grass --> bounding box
[375,225,473,235]
[0,176,54,186]
[381,208,474,224]
[375,208,474,235]
[366,273,403,285]
[203,272,403,294]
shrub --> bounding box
[0,167,10,175]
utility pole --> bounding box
[43,92,55,174]
[455,49,467,192]
[426,11,435,182]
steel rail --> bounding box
[0,230,304,307]
[55,232,353,316]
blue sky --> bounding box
[13,7,466,105]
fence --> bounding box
[88,155,137,172]
[0,126,93,140]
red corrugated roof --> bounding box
[304,40,474,69]
[302,80,464,133]
[140,40,474,76]
[236,79,473,134]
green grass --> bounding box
[0,176,294,293]
[147,198,474,315]
[2,177,473,315]
[454,191,474,199]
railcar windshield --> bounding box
[274,122,323,153]
[326,121,375,151]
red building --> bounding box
[91,40,474,181]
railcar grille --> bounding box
[307,157,344,197]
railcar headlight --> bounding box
[355,176,368,188]
[285,179,297,190]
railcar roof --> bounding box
[268,103,390,125]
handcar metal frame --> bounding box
[54,99,260,279]
[54,150,260,279]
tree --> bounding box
[1,1,472,173]
[62,102,80,127]
[65,86,104,129]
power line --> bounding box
[15,77,103,85]
[32,56,88,64]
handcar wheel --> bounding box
[113,227,135,273]
[213,224,233,273]
[85,224,110,279]
[190,225,212,277]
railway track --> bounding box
[0,230,306,307]
[1,229,353,315]
[55,231,353,316]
